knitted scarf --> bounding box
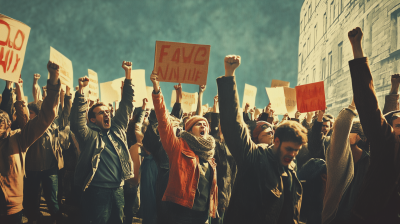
[180,131,216,161]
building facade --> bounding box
[298,0,400,116]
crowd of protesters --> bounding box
[0,27,399,224]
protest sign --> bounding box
[154,41,210,85]
[171,90,198,113]
[0,14,31,82]
[283,87,297,118]
[295,81,326,113]
[131,69,147,108]
[242,84,257,109]
[100,77,124,105]
[146,86,154,109]
[271,79,290,88]
[49,47,73,88]
[88,69,99,101]
[265,87,287,115]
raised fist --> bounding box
[47,61,60,83]
[122,61,132,72]
[224,55,241,76]
[142,98,148,110]
[79,76,90,89]
[348,27,363,46]
[391,74,400,86]
[174,83,182,91]
[199,85,206,93]
[150,71,158,84]
[295,111,301,119]
[34,73,41,81]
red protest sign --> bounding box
[154,41,210,85]
[295,81,326,113]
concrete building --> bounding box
[298,0,400,116]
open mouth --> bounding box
[200,131,205,137]
[104,118,110,126]
[283,157,293,163]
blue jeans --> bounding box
[80,185,124,224]
[23,167,59,221]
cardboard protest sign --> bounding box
[0,14,31,82]
[283,87,297,118]
[265,87,287,115]
[295,81,326,113]
[88,69,99,101]
[271,79,290,88]
[146,86,154,109]
[49,47,73,88]
[100,77,124,105]
[171,90,198,113]
[154,41,210,85]
[242,84,257,109]
[130,69,147,108]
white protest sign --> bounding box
[283,87,297,118]
[49,47,73,88]
[131,69,147,108]
[171,90,198,113]
[0,14,31,82]
[146,86,154,109]
[88,69,99,101]
[100,77,124,105]
[242,83,257,109]
[265,87,287,115]
[271,79,290,88]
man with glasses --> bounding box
[71,61,135,224]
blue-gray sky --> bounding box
[2,0,303,110]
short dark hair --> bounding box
[28,102,40,116]
[274,120,308,145]
[0,109,10,124]
[88,102,107,121]
[322,114,334,128]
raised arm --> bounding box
[59,85,72,130]
[32,73,42,103]
[170,83,183,119]
[348,27,392,145]
[112,61,135,130]
[14,78,29,129]
[217,55,259,166]
[322,100,357,223]
[17,61,61,151]
[70,76,91,143]
[127,123,143,186]
[196,84,206,116]
[307,110,326,158]
[150,71,180,154]
[0,80,13,120]
[382,74,400,114]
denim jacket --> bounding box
[71,79,135,191]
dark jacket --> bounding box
[217,76,302,224]
[349,57,400,223]
[71,79,135,191]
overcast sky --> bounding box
[2,0,303,110]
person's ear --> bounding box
[274,137,280,146]
[90,118,96,124]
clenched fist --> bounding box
[224,55,241,77]
[47,61,60,85]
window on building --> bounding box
[314,24,318,46]
[300,20,303,33]
[330,1,335,24]
[323,13,327,33]
[390,8,400,52]
[398,11,400,50]
[338,42,343,70]
[306,74,309,83]
[308,5,312,21]
[304,12,307,27]
[299,54,302,71]
[322,58,326,80]
[313,68,316,82]
[304,43,307,57]
[328,51,333,75]
[308,36,310,54]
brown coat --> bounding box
[0,80,60,215]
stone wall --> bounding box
[298,0,400,116]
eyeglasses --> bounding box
[96,110,110,116]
